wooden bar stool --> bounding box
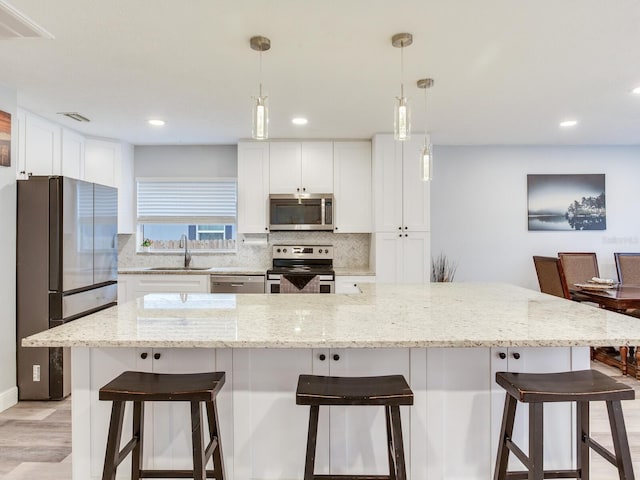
[99,371,226,480]
[494,369,635,480]
[296,374,413,480]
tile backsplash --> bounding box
[118,232,371,270]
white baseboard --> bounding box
[0,386,18,413]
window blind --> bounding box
[137,179,237,224]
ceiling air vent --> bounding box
[0,1,54,39]
[58,112,91,122]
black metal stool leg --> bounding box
[529,403,544,480]
[577,401,589,480]
[385,405,397,480]
[304,405,320,480]
[494,394,518,480]
[389,406,407,480]
[102,400,126,480]
[607,400,635,480]
[131,401,144,480]
[191,401,206,480]
[206,400,226,480]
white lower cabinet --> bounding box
[86,348,223,478]
[118,274,210,303]
[76,346,588,480]
[334,275,376,294]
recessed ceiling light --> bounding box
[632,86,640,95]
[148,119,165,126]
[292,117,308,125]
[559,120,578,128]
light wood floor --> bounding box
[0,360,639,479]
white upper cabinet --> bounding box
[61,128,85,179]
[238,141,270,234]
[373,134,430,232]
[84,138,120,187]
[269,141,333,194]
[333,141,372,233]
[16,109,62,178]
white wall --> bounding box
[0,84,17,411]
[134,145,237,177]
[431,146,640,290]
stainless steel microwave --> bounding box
[269,193,334,231]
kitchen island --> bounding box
[22,283,640,480]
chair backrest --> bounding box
[558,252,599,287]
[614,253,640,284]
[533,256,571,299]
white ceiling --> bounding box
[1,0,640,146]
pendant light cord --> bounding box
[423,83,428,144]
[259,48,263,98]
[400,41,405,98]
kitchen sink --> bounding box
[147,267,211,271]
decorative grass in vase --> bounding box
[431,253,458,282]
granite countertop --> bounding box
[119,267,375,276]
[22,283,640,349]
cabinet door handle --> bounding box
[140,352,148,359]
[404,226,408,230]
[512,352,521,360]
[154,353,161,360]
[398,234,402,238]
[297,187,300,192]
[498,352,506,359]
[404,234,408,237]
[333,354,340,361]
[319,354,326,361]
[398,226,402,230]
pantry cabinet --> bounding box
[333,141,372,233]
[269,141,333,194]
[61,128,85,179]
[237,141,270,233]
[374,231,430,283]
[84,138,119,187]
[372,134,431,283]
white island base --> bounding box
[71,346,590,480]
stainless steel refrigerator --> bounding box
[17,176,118,400]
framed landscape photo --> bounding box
[527,174,606,231]
[0,110,11,167]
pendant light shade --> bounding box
[392,33,413,141]
[417,78,434,181]
[250,35,270,140]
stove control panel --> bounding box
[272,245,333,259]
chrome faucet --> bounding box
[179,234,192,268]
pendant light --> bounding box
[392,33,413,141]
[250,35,270,140]
[417,78,434,181]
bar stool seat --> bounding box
[296,374,413,480]
[100,371,226,480]
[494,369,635,480]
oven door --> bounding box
[269,194,333,231]
[266,273,334,294]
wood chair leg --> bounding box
[577,402,590,480]
[206,400,226,480]
[620,347,629,376]
[304,405,319,480]
[191,401,206,480]
[528,402,544,480]
[389,406,407,480]
[606,400,635,480]
[131,401,144,480]
[102,401,125,480]
[493,395,517,480]
[385,405,397,480]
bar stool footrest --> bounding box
[505,470,579,479]
[139,469,217,478]
[311,476,394,480]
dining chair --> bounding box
[558,252,600,286]
[614,252,640,284]
[533,256,571,299]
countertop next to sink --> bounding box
[118,266,376,276]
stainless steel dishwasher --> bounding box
[210,275,265,293]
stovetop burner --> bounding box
[268,245,335,276]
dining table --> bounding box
[572,283,640,378]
